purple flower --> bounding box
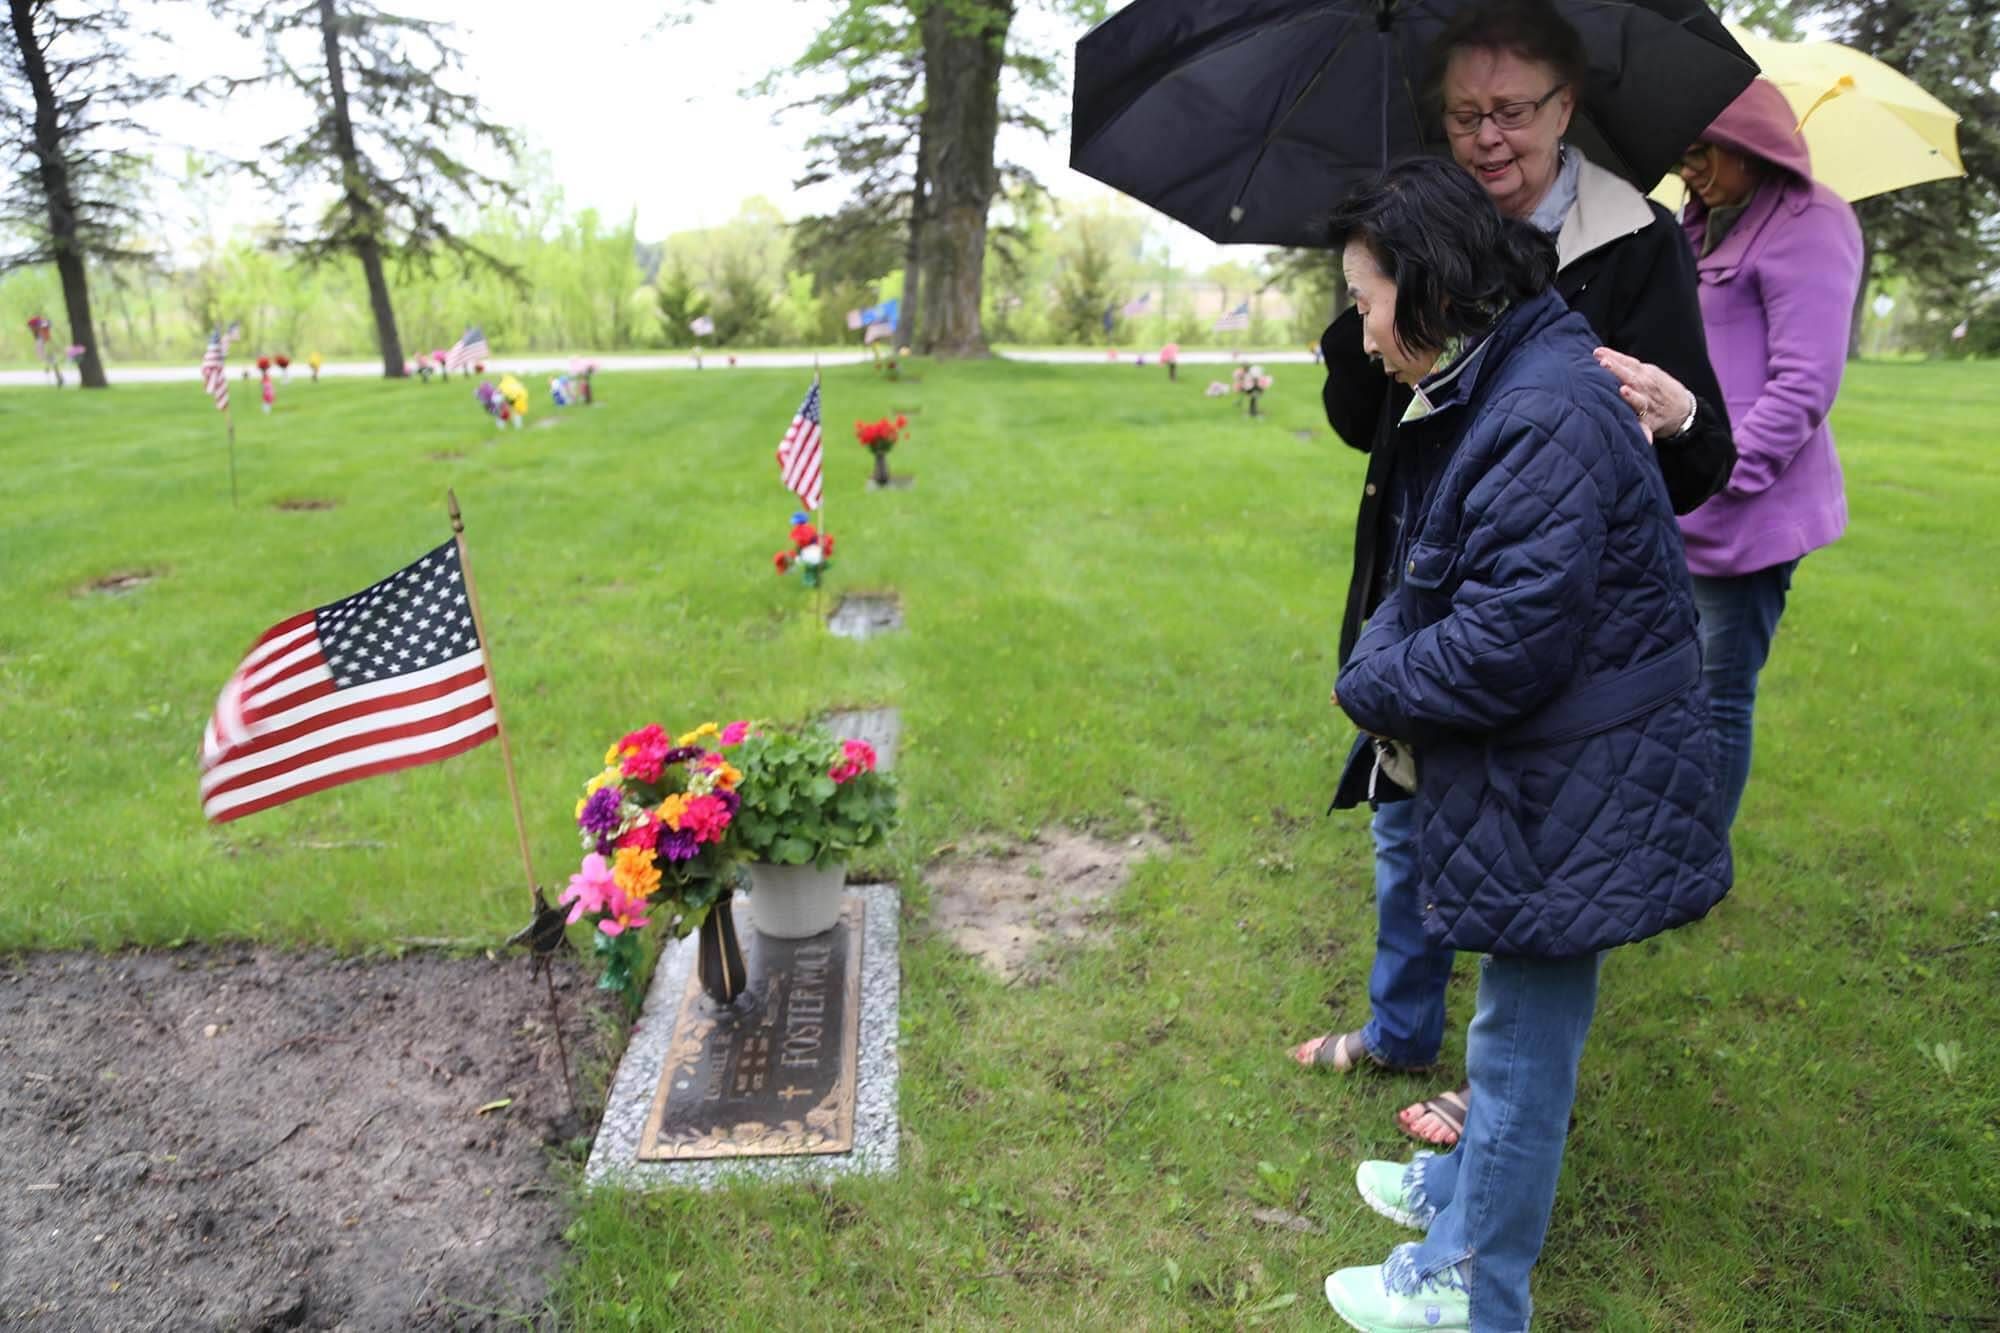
[717,788,741,816]
[661,745,705,766]
[658,827,700,863]
[579,787,623,836]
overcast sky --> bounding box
[132,0,1235,266]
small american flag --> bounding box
[776,379,824,512]
[1213,302,1250,333]
[198,539,496,823]
[199,321,240,412]
[863,321,894,345]
[690,315,716,337]
[1121,292,1152,318]
[445,325,489,373]
[845,309,863,331]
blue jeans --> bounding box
[1691,560,1797,830]
[1393,952,1604,1332]
[1362,799,1453,1067]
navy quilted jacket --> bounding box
[1335,289,1732,958]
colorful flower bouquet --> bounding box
[1233,363,1274,415]
[563,721,751,996]
[774,512,835,588]
[856,414,908,486]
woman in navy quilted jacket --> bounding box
[1318,158,1732,1333]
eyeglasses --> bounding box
[1444,84,1568,137]
[1678,144,1715,174]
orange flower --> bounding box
[612,845,661,900]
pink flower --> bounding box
[719,720,750,746]
[560,853,617,923]
[830,739,877,784]
[617,810,662,851]
[619,723,672,782]
[598,884,651,936]
[679,793,732,844]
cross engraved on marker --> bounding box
[776,1085,812,1103]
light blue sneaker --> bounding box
[1323,1253,1470,1332]
[1355,1160,1429,1230]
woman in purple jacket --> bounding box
[1667,78,1863,827]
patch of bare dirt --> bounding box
[925,828,1166,981]
[77,570,158,597]
[0,948,610,1330]
[273,498,338,512]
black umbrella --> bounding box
[1071,0,1757,248]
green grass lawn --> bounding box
[2,359,1995,1328]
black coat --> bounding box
[1322,200,1735,664]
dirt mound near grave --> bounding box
[0,947,610,1330]
[924,827,1167,981]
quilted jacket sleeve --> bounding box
[1335,391,1607,744]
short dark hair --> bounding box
[1428,0,1588,108]
[1326,157,1558,356]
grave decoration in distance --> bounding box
[564,721,752,1002]
[727,722,897,939]
[1233,363,1273,416]
[1160,342,1180,380]
[256,356,275,413]
[774,513,835,589]
[475,379,508,427]
[497,374,529,427]
[27,315,61,386]
[855,414,907,488]
[308,351,322,381]
[275,353,291,382]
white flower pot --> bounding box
[746,861,849,939]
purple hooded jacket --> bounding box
[1678,79,1863,577]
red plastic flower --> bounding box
[830,739,877,784]
[256,356,271,372]
[679,793,732,844]
[790,522,818,547]
[774,550,793,573]
[820,532,836,557]
[274,354,291,368]
[618,723,672,782]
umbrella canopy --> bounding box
[1653,23,1965,207]
[1072,0,1758,248]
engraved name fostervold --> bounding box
[639,898,864,1160]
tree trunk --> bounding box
[318,0,405,377]
[897,159,925,351]
[11,0,107,388]
[917,0,1009,359]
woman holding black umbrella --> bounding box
[1297,0,1736,1154]
[1321,154,1729,1333]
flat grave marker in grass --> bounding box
[585,884,901,1189]
[76,569,159,597]
[636,897,865,1162]
[822,707,901,772]
[827,594,903,640]
[865,475,915,491]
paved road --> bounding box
[0,347,1320,389]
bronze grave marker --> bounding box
[638,896,864,1160]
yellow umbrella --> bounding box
[1652,23,1965,209]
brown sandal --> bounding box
[1290,1029,1426,1073]
[1397,1083,1470,1146]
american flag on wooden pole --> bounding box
[198,538,497,823]
[445,325,489,373]
[776,378,824,512]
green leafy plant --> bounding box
[728,723,899,867]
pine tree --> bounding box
[223,0,520,377]
[2,0,175,388]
